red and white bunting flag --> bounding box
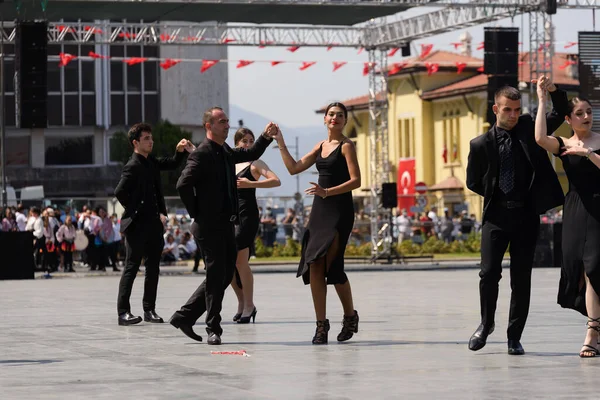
[357,48,364,55]
[332,62,347,72]
[58,25,75,33]
[419,44,433,59]
[59,52,77,67]
[425,62,439,75]
[455,62,467,74]
[558,60,577,69]
[118,32,137,39]
[388,48,399,57]
[476,42,484,51]
[88,51,109,59]
[259,41,274,48]
[564,41,578,49]
[160,59,181,70]
[442,144,448,163]
[160,34,174,42]
[451,42,462,50]
[389,62,407,75]
[299,61,316,71]
[124,57,148,66]
[200,60,219,73]
[222,38,236,44]
[287,46,300,53]
[236,60,254,69]
[271,61,283,66]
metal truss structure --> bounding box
[1,0,597,260]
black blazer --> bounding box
[115,151,187,233]
[176,134,272,236]
[467,89,569,221]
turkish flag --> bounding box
[124,57,147,66]
[332,62,347,72]
[388,48,399,57]
[287,46,300,52]
[419,44,433,59]
[425,62,439,75]
[271,61,283,66]
[299,61,316,70]
[59,53,77,67]
[236,60,254,68]
[389,63,407,75]
[442,144,448,164]
[88,51,108,59]
[455,62,467,74]
[160,59,181,70]
[201,60,219,73]
[397,158,416,215]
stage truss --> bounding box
[1,0,596,260]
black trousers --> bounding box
[117,218,164,315]
[171,222,236,336]
[479,206,540,341]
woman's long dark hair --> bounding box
[234,128,255,146]
[324,102,348,120]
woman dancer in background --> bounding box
[273,102,361,344]
[231,127,281,323]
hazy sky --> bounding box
[228,8,599,128]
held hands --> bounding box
[237,177,253,189]
[532,75,557,99]
[305,182,327,198]
[176,139,196,153]
[272,125,285,146]
[262,122,278,139]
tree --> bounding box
[110,120,193,195]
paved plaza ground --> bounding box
[2,266,599,399]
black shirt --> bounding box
[493,127,533,203]
[133,153,160,219]
[208,140,236,216]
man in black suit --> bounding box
[114,123,192,326]
[466,77,569,355]
[169,107,275,345]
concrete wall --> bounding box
[160,22,229,144]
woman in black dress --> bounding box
[273,102,361,344]
[231,128,281,323]
[534,77,600,357]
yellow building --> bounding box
[321,50,580,220]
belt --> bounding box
[497,200,525,209]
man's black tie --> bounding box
[498,131,515,194]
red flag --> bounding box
[451,42,462,50]
[84,26,103,34]
[455,62,467,74]
[564,41,577,49]
[559,60,577,70]
[425,62,439,75]
[299,61,316,71]
[118,32,137,39]
[160,59,181,70]
[287,46,300,53]
[271,61,283,66]
[58,25,75,33]
[357,48,364,55]
[388,48,399,57]
[442,144,448,164]
[476,42,484,50]
[389,63,407,75]
[419,44,433,59]
[327,43,340,51]
[222,38,236,44]
[160,34,173,42]
[59,52,77,67]
[236,60,254,69]
[477,66,484,73]
[397,158,416,215]
[259,41,274,48]
[452,144,458,161]
[332,62,347,72]
[124,57,147,66]
[201,60,219,73]
[88,51,108,59]
[363,62,375,76]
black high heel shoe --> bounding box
[237,307,257,324]
[312,319,330,345]
[233,313,242,322]
[337,310,359,342]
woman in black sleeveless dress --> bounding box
[534,81,600,357]
[231,128,281,323]
[273,102,361,344]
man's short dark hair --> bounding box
[202,107,224,130]
[128,123,152,148]
[31,206,41,215]
[494,86,521,103]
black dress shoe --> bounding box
[169,317,203,342]
[207,333,222,345]
[468,323,495,351]
[144,310,164,323]
[508,339,525,355]
[118,312,142,326]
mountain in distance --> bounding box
[228,104,325,199]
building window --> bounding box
[109,44,159,126]
[443,111,460,164]
[397,118,415,158]
[45,136,94,165]
[0,137,30,165]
